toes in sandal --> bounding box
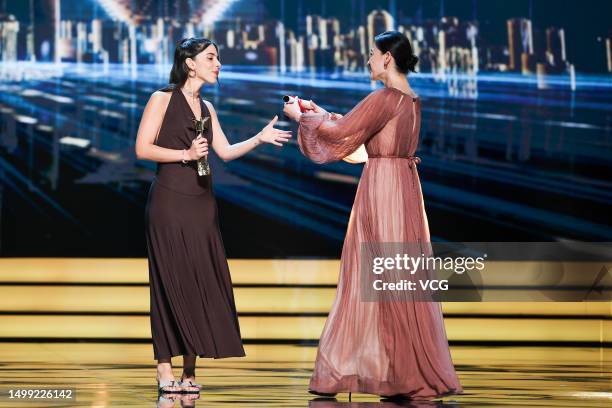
[179,378,202,393]
[157,379,180,394]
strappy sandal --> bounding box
[157,379,181,394]
[179,377,202,393]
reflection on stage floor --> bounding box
[0,343,609,407]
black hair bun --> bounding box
[374,31,419,74]
[407,54,419,72]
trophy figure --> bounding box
[193,116,211,176]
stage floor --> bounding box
[0,343,609,407]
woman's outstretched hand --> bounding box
[257,115,292,147]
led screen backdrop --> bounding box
[0,0,610,257]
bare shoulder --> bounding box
[202,99,213,109]
[146,90,172,113]
[151,90,172,102]
[202,99,216,114]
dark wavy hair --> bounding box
[169,37,219,86]
[374,31,419,74]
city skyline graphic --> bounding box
[0,0,610,257]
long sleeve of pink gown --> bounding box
[298,88,401,164]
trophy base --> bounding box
[197,159,211,176]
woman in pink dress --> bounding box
[283,31,463,400]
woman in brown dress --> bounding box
[135,38,291,394]
[284,31,463,400]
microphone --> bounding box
[283,95,313,112]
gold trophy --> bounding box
[192,116,211,176]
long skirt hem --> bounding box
[154,350,246,360]
[309,374,463,400]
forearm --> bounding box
[136,144,186,163]
[218,133,263,162]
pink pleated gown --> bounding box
[297,87,463,399]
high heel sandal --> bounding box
[157,379,181,394]
[380,394,410,401]
[179,377,202,394]
[308,389,337,398]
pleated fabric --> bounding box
[145,84,245,361]
[298,87,463,398]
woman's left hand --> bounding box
[257,115,293,146]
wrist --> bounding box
[181,149,189,163]
[254,132,262,146]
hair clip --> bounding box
[179,38,194,48]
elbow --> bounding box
[216,151,231,162]
[135,146,147,161]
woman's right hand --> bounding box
[310,101,342,120]
[308,100,322,113]
[187,135,208,160]
[309,100,339,116]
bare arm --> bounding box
[135,91,207,162]
[205,100,291,162]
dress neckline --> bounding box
[387,86,419,100]
[176,86,203,120]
